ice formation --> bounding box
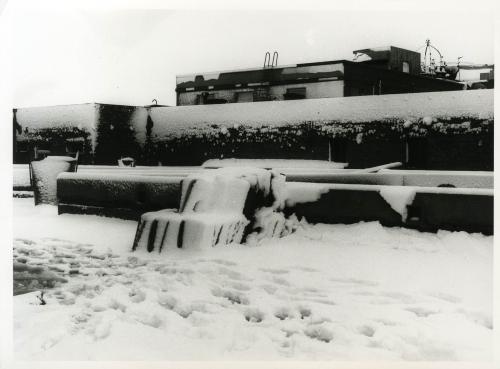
[132,168,293,252]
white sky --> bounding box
[7,2,497,108]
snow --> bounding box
[147,90,492,137]
[285,182,493,207]
[381,169,493,189]
[379,187,417,221]
[57,171,185,184]
[133,168,289,252]
[203,159,347,170]
[15,103,98,150]
[30,157,77,205]
[12,198,493,360]
[15,104,97,131]
[13,165,31,189]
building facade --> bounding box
[176,46,465,106]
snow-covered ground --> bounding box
[13,197,492,361]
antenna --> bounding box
[420,39,444,75]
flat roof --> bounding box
[176,59,348,79]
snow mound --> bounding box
[133,168,292,252]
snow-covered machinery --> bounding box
[132,168,298,252]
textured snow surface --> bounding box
[15,103,98,148]
[13,198,492,361]
[148,90,492,135]
[203,159,347,169]
[15,104,96,130]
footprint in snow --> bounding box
[304,324,334,343]
[244,308,265,323]
[298,306,312,319]
[128,288,146,303]
[274,307,294,320]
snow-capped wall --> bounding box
[16,104,97,131]
[285,182,493,234]
[16,103,98,151]
[147,90,492,136]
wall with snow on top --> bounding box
[16,104,97,131]
[16,104,98,149]
[285,183,493,234]
[147,90,493,136]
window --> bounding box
[236,91,253,103]
[196,92,227,105]
[284,87,306,100]
[402,62,410,74]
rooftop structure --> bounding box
[176,46,464,106]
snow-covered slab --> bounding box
[13,165,31,189]
[14,165,202,190]
[203,159,347,169]
[133,210,249,252]
[286,170,492,188]
[381,169,493,188]
[57,173,183,217]
[286,182,493,206]
[57,172,184,184]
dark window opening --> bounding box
[236,91,253,103]
[284,87,306,100]
[197,92,227,105]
